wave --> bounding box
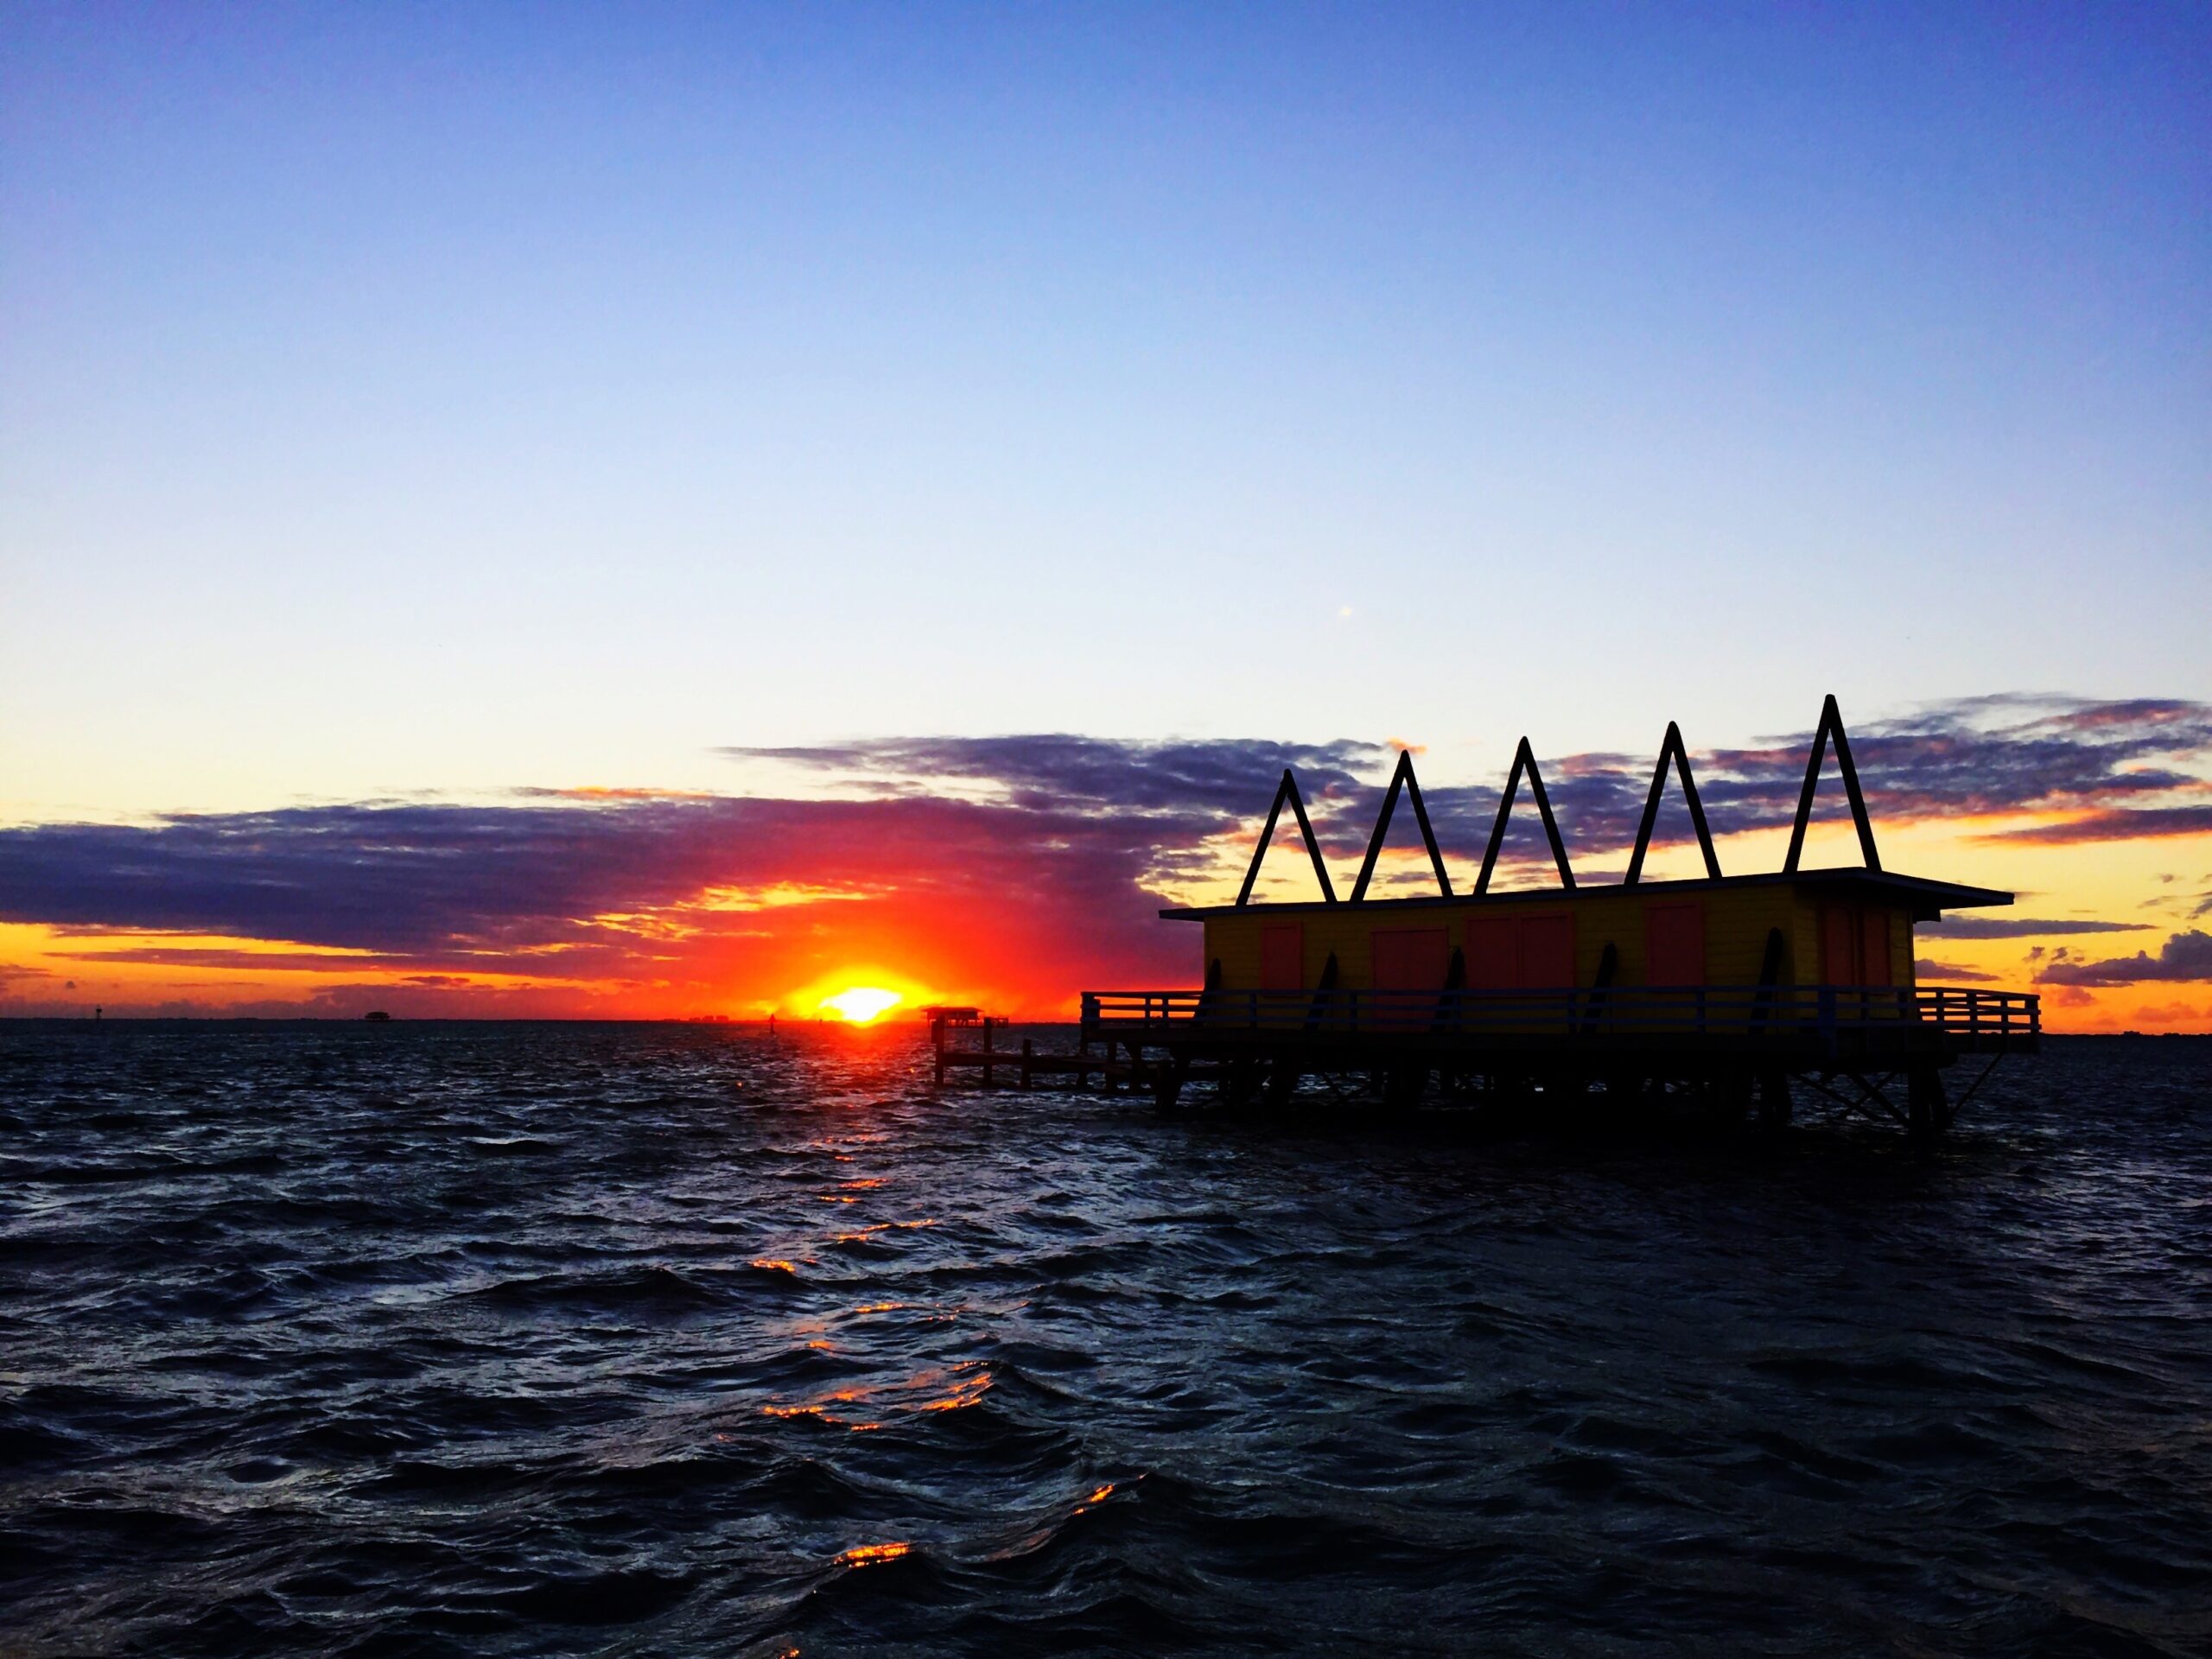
[2,1027,2208,1656]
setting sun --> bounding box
[818,987,903,1024]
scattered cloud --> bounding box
[721,734,1382,818]
[1917,917,2152,939]
[732,695,2212,876]
[2038,931,2212,986]
[52,946,427,972]
[1973,806,2212,846]
[1913,957,2001,983]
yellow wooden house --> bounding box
[1178,696,2009,1002]
[1083,698,2038,1131]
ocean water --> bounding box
[2,1021,2208,1657]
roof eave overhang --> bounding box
[1159,867,2012,925]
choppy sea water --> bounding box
[2,1022,2208,1657]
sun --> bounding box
[818,986,903,1025]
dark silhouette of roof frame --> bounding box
[1475,737,1576,893]
[1349,747,1453,902]
[1783,694,1880,873]
[1231,698,1881,910]
[1624,721,1721,885]
[1235,768,1338,906]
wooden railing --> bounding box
[1080,985,2039,1046]
[1909,987,2043,1043]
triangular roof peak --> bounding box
[1624,720,1721,884]
[1783,694,1880,873]
[1476,737,1576,893]
[1234,768,1338,906]
[1349,747,1453,902]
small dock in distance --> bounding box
[924,1006,1149,1092]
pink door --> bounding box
[1261,924,1304,991]
[1821,906,1859,984]
[1372,928,1447,989]
[1859,910,1892,988]
[1645,902,1706,987]
[1465,918,1519,989]
[1372,927,1447,1028]
[1518,914,1576,988]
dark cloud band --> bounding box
[1,696,2205,994]
[1918,918,2151,939]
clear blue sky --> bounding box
[3,3,2207,817]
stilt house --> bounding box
[1082,698,2039,1134]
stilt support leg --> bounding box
[1382,1065,1427,1113]
[1153,1056,1189,1116]
[1222,1058,1266,1111]
[1756,1071,1793,1134]
[1908,1066,1947,1142]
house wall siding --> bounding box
[1200,888,1918,992]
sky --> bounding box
[3,4,2209,1027]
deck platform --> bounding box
[1077,984,2039,1135]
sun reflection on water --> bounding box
[758,1362,992,1433]
[838,1541,912,1567]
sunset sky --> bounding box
[3,7,2209,1028]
